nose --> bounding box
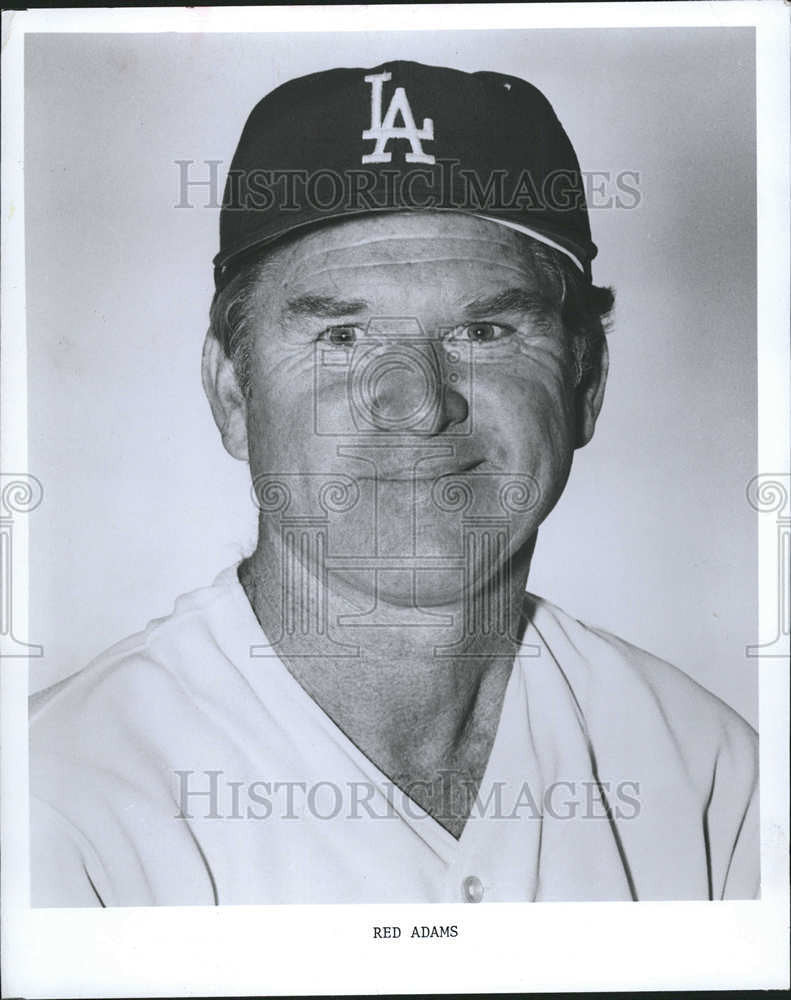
[350,339,469,434]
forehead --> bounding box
[265,212,545,297]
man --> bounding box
[30,61,758,905]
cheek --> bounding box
[473,341,578,464]
[475,384,576,537]
[244,347,319,465]
[250,340,315,409]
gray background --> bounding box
[25,28,757,726]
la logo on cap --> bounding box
[362,71,435,165]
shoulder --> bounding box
[30,566,244,769]
[526,595,759,898]
[527,594,757,786]
[29,566,253,906]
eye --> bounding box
[320,325,360,346]
[458,322,511,343]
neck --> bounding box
[239,525,537,836]
[239,523,535,737]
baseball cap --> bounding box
[214,60,597,290]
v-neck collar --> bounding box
[209,563,540,866]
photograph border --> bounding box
[2,4,789,995]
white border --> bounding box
[0,1,786,32]
[2,4,789,996]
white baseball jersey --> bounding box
[30,566,759,906]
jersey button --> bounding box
[462,875,484,903]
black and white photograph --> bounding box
[2,3,789,995]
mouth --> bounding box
[372,459,485,483]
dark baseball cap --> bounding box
[214,60,597,290]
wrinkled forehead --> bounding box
[268,212,550,294]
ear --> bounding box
[201,331,249,461]
[575,335,609,448]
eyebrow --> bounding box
[284,294,370,319]
[282,287,554,322]
[461,288,554,319]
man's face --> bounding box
[234,212,600,606]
